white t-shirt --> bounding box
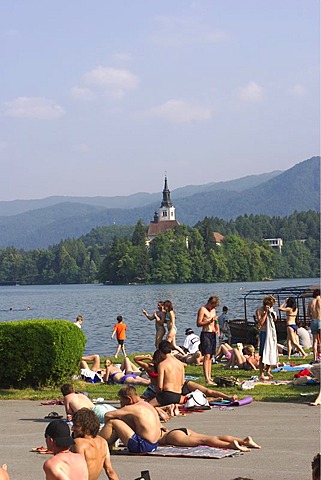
[183,333,200,354]
[297,327,312,349]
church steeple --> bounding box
[161,176,173,208]
[159,175,175,221]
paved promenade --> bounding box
[0,399,319,480]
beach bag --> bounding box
[214,375,239,387]
[184,389,210,409]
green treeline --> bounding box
[0,211,319,285]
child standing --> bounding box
[111,315,127,358]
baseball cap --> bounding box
[45,420,74,447]
[185,328,194,335]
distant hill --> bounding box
[0,156,319,250]
[0,171,280,216]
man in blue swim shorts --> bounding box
[99,386,160,453]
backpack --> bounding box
[214,375,239,387]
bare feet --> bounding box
[266,373,273,380]
[231,440,250,452]
[1,466,7,472]
[243,436,261,449]
[310,401,321,406]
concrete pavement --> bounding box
[0,399,319,480]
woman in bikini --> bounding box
[142,301,166,349]
[103,358,151,386]
[158,300,185,355]
[278,297,307,359]
[226,345,260,370]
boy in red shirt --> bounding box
[111,315,127,358]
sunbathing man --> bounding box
[61,384,116,423]
[100,386,260,454]
[159,426,261,452]
[71,408,119,480]
[43,419,88,480]
[99,386,160,453]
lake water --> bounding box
[0,278,319,356]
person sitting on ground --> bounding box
[309,363,321,407]
[104,359,151,386]
[99,386,160,453]
[149,340,185,408]
[0,465,9,480]
[297,322,312,351]
[183,328,201,353]
[215,342,234,363]
[71,408,119,480]
[226,345,260,370]
[43,419,88,480]
[61,384,116,424]
[159,425,261,453]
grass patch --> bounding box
[0,353,317,403]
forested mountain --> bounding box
[0,156,319,250]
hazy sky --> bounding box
[0,1,319,201]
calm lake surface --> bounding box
[0,278,319,356]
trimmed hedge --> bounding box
[0,319,86,388]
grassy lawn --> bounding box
[0,353,317,403]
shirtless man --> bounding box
[149,340,185,407]
[308,288,321,362]
[71,408,119,480]
[61,384,116,423]
[197,296,220,384]
[43,419,88,480]
[159,426,261,452]
[99,386,160,453]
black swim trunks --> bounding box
[156,390,182,406]
[200,331,216,356]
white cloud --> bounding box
[83,66,139,99]
[239,81,264,102]
[4,97,65,119]
[71,86,96,101]
[148,99,212,123]
[289,84,306,97]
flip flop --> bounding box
[31,446,47,452]
[44,412,63,419]
[38,449,53,455]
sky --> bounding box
[0,0,319,201]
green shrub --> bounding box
[0,319,86,388]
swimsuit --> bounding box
[127,433,158,453]
[109,372,120,383]
[181,380,192,396]
[168,427,188,435]
[156,390,182,406]
[287,324,298,332]
[200,331,216,356]
[259,330,267,357]
[311,320,321,334]
[120,373,138,384]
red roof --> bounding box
[148,220,180,238]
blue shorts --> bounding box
[127,433,158,453]
[287,324,298,332]
[311,320,321,335]
[200,331,216,356]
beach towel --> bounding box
[113,445,240,459]
[272,364,312,373]
[209,396,253,407]
[262,310,278,367]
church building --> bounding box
[147,176,180,243]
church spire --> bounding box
[159,175,175,221]
[160,175,173,208]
